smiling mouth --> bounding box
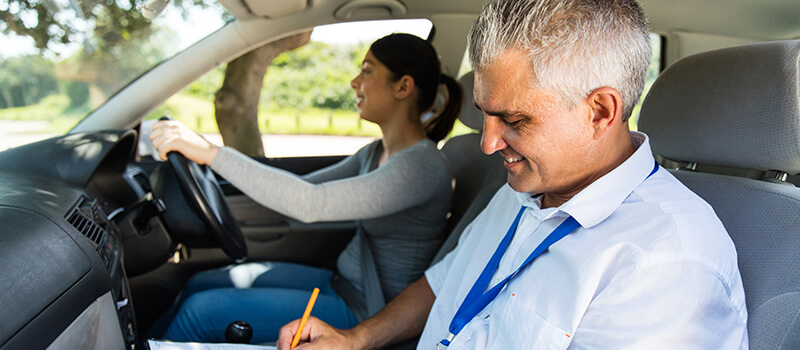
[504,157,524,164]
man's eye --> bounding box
[506,119,523,127]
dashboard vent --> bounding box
[65,197,107,252]
[132,171,153,193]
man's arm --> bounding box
[277,277,436,350]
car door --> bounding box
[221,154,356,268]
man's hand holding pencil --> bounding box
[276,287,362,350]
[277,316,357,350]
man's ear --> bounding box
[395,75,416,99]
[587,87,624,138]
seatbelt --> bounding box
[358,221,386,317]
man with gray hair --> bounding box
[278,0,748,348]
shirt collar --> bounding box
[514,131,657,227]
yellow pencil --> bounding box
[291,287,320,349]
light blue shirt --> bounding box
[421,132,748,349]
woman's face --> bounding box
[350,50,398,123]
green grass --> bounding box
[0,95,87,133]
[2,92,474,140]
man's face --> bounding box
[475,50,598,200]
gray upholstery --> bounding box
[387,73,507,350]
[436,73,506,263]
[639,40,800,349]
[639,40,800,174]
[457,71,483,130]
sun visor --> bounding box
[244,0,306,18]
[334,0,407,20]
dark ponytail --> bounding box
[370,33,463,143]
[423,75,462,143]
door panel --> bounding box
[219,155,356,269]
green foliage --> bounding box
[143,39,381,136]
[0,0,220,107]
[0,0,151,52]
[628,34,663,131]
[0,55,58,109]
[0,0,219,53]
[261,41,370,112]
[185,66,225,100]
[0,95,87,132]
[64,81,90,109]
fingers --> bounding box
[149,120,178,161]
[277,319,302,350]
[148,120,219,164]
[277,317,349,350]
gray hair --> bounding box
[468,0,652,121]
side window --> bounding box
[628,33,663,130]
[147,19,433,158]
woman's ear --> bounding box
[395,75,416,100]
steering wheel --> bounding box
[161,119,247,262]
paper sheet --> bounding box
[147,340,277,350]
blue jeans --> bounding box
[156,262,358,343]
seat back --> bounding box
[436,143,506,264]
[437,72,507,264]
[639,40,800,349]
[385,72,507,350]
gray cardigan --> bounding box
[211,139,452,304]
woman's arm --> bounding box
[211,142,447,223]
[148,118,364,182]
[299,143,372,184]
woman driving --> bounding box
[148,33,462,343]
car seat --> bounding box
[435,71,507,264]
[638,40,800,349]
[385,72,507,350]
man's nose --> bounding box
[480,116,508,155]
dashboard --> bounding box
[0,129,169,349]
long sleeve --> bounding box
[210,141,448,224]
[300,148,363,184]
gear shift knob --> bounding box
[225,320,253,344]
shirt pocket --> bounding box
[491,295,572,350]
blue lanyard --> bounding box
[438,208,580,347]
[438,160,660,348]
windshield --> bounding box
[0,0,228,150]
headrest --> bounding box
[639,40,800,174]
[458,71,483,131]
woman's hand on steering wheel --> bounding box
[149,117,247,262]
[150,118,220,165]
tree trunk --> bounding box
[214,31,312,157]
[0,86,13,108]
